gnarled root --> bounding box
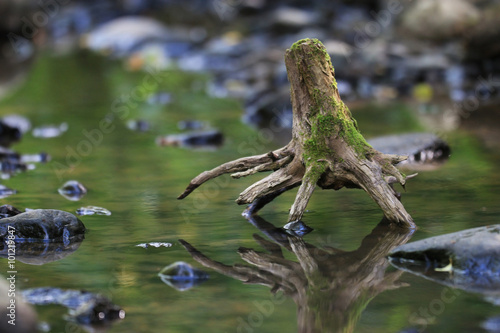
[178,39,416,229]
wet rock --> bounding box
[84,16,170,58]
[58,180,87,201]
[0,236,83,265]
[0,184,16,199]
[0,209,86,243]
[22,287,125,325]
[0,120,22,147]
[0,146,47,179]
[0,204,21,218]
[0,275,38,333]
[368,133,450,170]
[156,130,224,149]
[401,0,480,41]
[126,119,151,132]
[32,122,68,138]
[389,225,500,293]
[158,261,209,291]
[1,114,31,134]
[282,220,313,237]
[76,206,111,216]
[136,242,172,249]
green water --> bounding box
[1,52,500,333]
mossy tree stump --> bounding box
[178,38,415,228]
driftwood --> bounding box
[180,216,413,332]
[178,38,415,228]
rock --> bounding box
[22,287,125,325]
[1,114,31,134]
[402,0,480,41]
[0,120,22,147]
[0,204,21,218]
[367,133,450,170]
[135,242,172,249]
[58,180,87,201]
[76,206,112,216]
[0,185,16,199]
[83,16,170,58]
[0,237,83,265]
[0,209,86,243]
[282,220,313,237]
[156,130,224,149]
[0,275,38,333]
[32,122,68,138]
[158,261,209,291]
[389,225,500,293]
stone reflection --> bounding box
[0,235,84,265]
[180,216,413,332]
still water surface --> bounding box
[1,52,500,332]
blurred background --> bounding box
[1,1,500,332]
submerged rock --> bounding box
[389,225,500,293]
[32,122,68,138]
[58,180,87,201]
[136,242,172,249]
[22,287,125,325]
[282,220,313,237]
[368,133,450,170]
[156,130,224,149]
[76,206,111,216]
[158,261,209,291]
[0,209,86,243]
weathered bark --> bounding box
[178,38,415,228]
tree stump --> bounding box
[178,38,416,228]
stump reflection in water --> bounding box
[180,217,414,332]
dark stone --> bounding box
[22,288,125,325]
[0,209,86,243]
[158,261,209,291]
[0,120,21,147]
[282,220,313,237]
[368,133,450,169]
[58,180,87,201]
[0,204,21,218]
[156,130,224,149]
[389,225,500,293]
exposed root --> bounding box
[178,38,416,229]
